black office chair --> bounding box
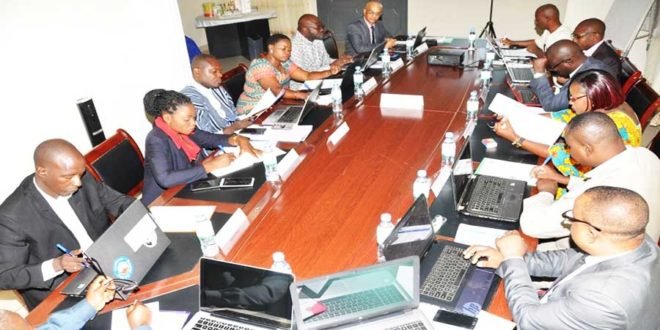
[221,63,248,105]
[625,80,660,130]
[323,32,339,59]
[84,129,144,197]
[620,57,643,98]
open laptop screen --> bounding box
[200,259,294,326]
[291,257,419,330]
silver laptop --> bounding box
[505,61,534,84]
[262,84,321,126]
[183,258,294,330]
[61,200,171,297]
[290,256,433,330]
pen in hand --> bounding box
[56,243,89,268]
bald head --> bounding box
[545,40,587,77]
[577,186,648,239]
[297,14,325,40]
[565,111,620,145]
[573,18,605,50]
[191,54,217,70]
[33,139,86,197]
[536,4,559,21]
[34,139,83,169]
[363,1,384,25]
[534,4,560,30]
[0,310,32,330]
[191,54,223,88]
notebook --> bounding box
[290,256,434,330]
[382,196,498,316]
[262,84,321,126]
[182,258,294,330]
[453,140,526,222]
[61,200,171,297]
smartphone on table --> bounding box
[190,178,221,192]
[219,177,255,188]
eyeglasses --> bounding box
[572,32,597,40]
[568,94,587,102]
[547,58,570,72]
[561,210,602,232]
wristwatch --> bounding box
[229,133,240,145]
[512,136,526,148]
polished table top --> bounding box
[28,48,538,326]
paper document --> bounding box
[489,93,565,145]
[246,125,313,143]
[380,93,424,110]
[149,205,216,233]
[475,310,516,330]
[502,48,537,58]
[476,157,537,186]
[454,224,507,248]
[238,88,284,120]
[211,145,285,178]
[303,79,342,90]
[112,302,189,330]
[369,61,384,69]
[316,94,333,106]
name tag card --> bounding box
[431,167,451,197]
[361,77,377,95]
[390,58,404,72]
[276,149,301,181]
[380,93,424,110]
[415,42,429,55]
[215,208,249,255]
[328,122,350,145]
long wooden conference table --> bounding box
[28,43,539,327]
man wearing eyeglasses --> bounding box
[518,112,660,246]
[0,139,135,310]
[464,186,660,330]
[529,40,615,112]
[345,1,396,56]
[290,14,352,90]
[572,18,621,80]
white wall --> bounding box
[0,0,192,201]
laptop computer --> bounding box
[508,80,541,106]
[318,62,358,99]
[290,256,434,330]
[183,258,294,330]
[453,140,526,222]
[262,84,321,126]
[354,40,387,71]
[61,200,171,297]
[382,196,498,315]
[393,27,427,53]
[505,61,534,84]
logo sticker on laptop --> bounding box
[144,231,158,248]
[461,302,481,316]
[113,256,134,279]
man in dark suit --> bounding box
[345,1,396,56]
[529,40,615,112]
[465,186,659,329]
[572,18,621,79]
[0,139,134,309]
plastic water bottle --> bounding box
[412,170,431,199]
[466,90,479,122]
[441,132,456,168]
[381,48,391,76]
[376,213,394,262]
[480,70,491,100]
[406,37,415,59]
[353,66,364,99]
[195,215,219,257]
[271,251,293,274]
[263,142,279,182]
[331,84,342,113]
[468,27,476,51]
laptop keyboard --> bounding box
[307,285,405,321]
[277,106,303,123]
[385,320,429,330]
[468,176,509,216]
[519,88,538,104]
[191,316,252,330]
[509,67,533,82]
[421,245,470,302]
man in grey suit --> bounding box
[345,1,396,56]
[530,40,615,112]
[464,186,659,329]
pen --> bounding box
[541,155,552,166]
[56,243,89,267]
[303,82,313,91]
[217,145,225,154]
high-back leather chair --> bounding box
[221,63,248,105]
[84,129,144,197]
[620,57,643,98]
[323,31,340,59]
[625,80,660,130]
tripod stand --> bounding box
[479,0,497,38]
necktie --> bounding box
[370,25,375,45]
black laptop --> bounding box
[393,26,427,53]
[453,140,526,222]
[383,196,498,316]
[61,200,171,297]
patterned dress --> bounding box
[236,58,298,115]
[548,109,641,177]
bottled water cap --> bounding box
[380,213,392,223]
[417,170,427,177]
[272,251,285,262]
[446,132,454,139]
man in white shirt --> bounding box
[502,4,571,58]
[520,112,660,243]
[464,186,660,329]
[572,18,621,79]
[0,139,134,309]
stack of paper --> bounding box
[211,144,285,178]
[241,125,313,143]
[489,93,565,145]
[111,302,190,330]
[237,88,284,120]
[303,79,342,90]
[476,158,538,186]
[501,48,537,58]
[149,205,216,233]
[454,223,507,248]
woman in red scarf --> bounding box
[142,89,259,205]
